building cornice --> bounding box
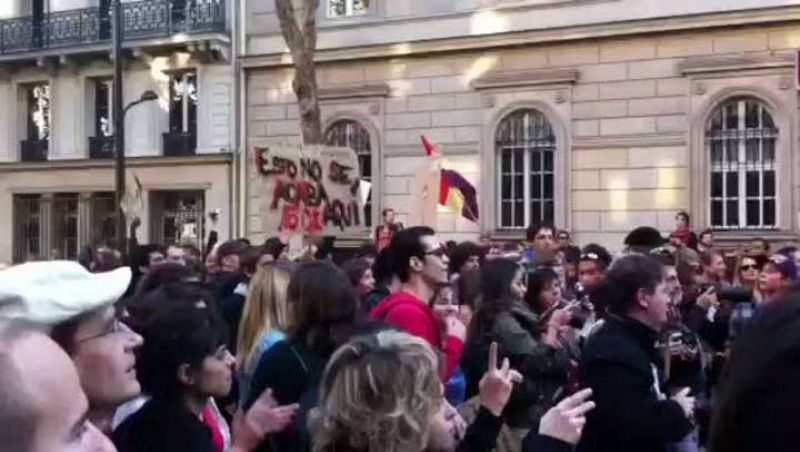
[0,154,232,173]
[242,6,800,68]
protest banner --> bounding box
[253,143,363,237]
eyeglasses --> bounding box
[75,317,128,344]
[740,264,758,271]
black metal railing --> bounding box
[89,136,115,159]
[163,131,196,156]
[0,0,225,55]
[20,139,48,162]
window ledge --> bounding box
[711,229,799,247]
[680,54,793,76]
[319,83,391,100]
[472,68,579,90]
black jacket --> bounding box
[112,398,218,452]
[577,316,692,452]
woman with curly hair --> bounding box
[312,331,593,452]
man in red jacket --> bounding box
[370,226,466,380]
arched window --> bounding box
[325,119,373,227]
[496,109,555,230]
[707,98,777,229]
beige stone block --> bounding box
[365,61,402,81]
[549,44,600,67]
[385,156,426,176]
[286,105,299,120]
[417,127,457,143]
[573,120,600,137]
[581,63,628,83]
[319,64,365,85]
[573,84,600,102]
[500,49,548,71]
[627,97,686,116]
[437,211,458,234]
[627,59,679,80]
[656,167,688,189]
[767,29,800,50]
[572,170,600,190]
[600,117,657,136]
[455,215,481,233]
[387,79,431,96]
[408,94,458,112]
[600,40,656,62]
[713,33,768,54]
[387,99,408,113]
[600,169,658,189]
[628,146,687,168]
[405,58,471,78]
[249,121,268,137]
[266,120,300,136]
[386,112,431,130]
[250,105,286,121]
[572,191,611,211]
[456,93,483,109]
[430,76,469,94]
[384,176,410,195]
[573,100,627,119]
[573,149,628,169]
[383,194,413,213]
[385,130,409,146]
[656,36,713,58]
[601,210,658,231]
[431,109,483,127]
[628,189,689,211]
[573,211,601,231]
[456,126,481,142]
[599,80,656,100]
[656,78,688,97]
[657,115,687,133]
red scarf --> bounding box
[201,405,224,452]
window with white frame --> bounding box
[25,83,50,141]
[496,109,555,230]
[707,97,777,230]
[328,0,369,18]
[325,119,373,227]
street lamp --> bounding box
[113,87,159,260]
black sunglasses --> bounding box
[740,264,758,271]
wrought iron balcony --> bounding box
[0,0,226,55]
[89,136,115,159]
[20,139,48,162]
[163,131,196,156]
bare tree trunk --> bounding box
[275,0,323,145]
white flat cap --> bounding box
[0,261,131,325]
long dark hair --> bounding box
[526,267,559,313]
[710,290,800,452]
[468,259,521,341]
[289,261,358,355]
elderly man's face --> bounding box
[18,333,116,452]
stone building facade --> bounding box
[241,0,800,250]
[0,0,234,264]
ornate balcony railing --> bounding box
[20,139,48,162]
[89,136,115,159]
[0,0,225,55]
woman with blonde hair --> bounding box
[312,331,593,452]
[237,260,295,404]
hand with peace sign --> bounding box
[479,342,524,416]
[538,388,595,445]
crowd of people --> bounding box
[0,207,799,451]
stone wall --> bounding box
[246,24,800,250]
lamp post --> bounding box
[112,0,159,260]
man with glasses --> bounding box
[0,261,143,435]
[370,226,466,381]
